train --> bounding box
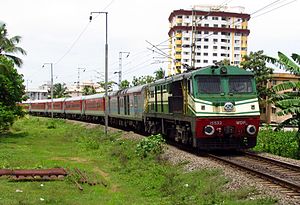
[22,65,260,150]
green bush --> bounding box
[136,134,166,158]
[254,126,299,159]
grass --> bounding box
[0,117,276,205]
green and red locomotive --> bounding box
[24,65,260,150]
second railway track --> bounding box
[207,151,300,198]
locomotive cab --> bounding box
[189,66,260,149]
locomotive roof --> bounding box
[65,96,85,101]
[191,65,253,76]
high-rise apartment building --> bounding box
[168,5,250,75]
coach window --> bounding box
[188,79,193,95]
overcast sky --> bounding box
[1,0,299,89]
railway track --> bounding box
[207,151,300,198]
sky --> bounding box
[1,0,299,89]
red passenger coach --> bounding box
[83,94,105,116]
[65,96,83,118]
[30,100,48,114]
[47,98,65,115]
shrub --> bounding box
[136,134,166,158]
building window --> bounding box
[272,107,276,114]
[221,46,226,49]
[221,24,226,28]
[183,52,189,55]
[234,47,240,51]
[234,54,240,57]
[204,23,209,27]
[213,46,217,49]
[272,80,277,85]
[183,59,189,62]
[204,31,209,34]
[177,23,182,26]
[184,37,189,41]
[196,38,201,41]
[196,45,201,49]
[213,24,218,27]
[204,38,209,42]
[185,16,189,18]
[235,40,240,44]
[176,51,181,54]
[213,39,218,43]
[176,37,181,40]
[221,39,227,43]
[196,52,201,56]
[234,61,240,64]
[235,33,241,36]
[221,17,226,20]
[221,53,227,57]
[196,60,201,63]
[204,60,208,63]
[204,53,208,56]
[213,53,217,57]
[213,31,218,35]
[213,60,217,63]
[197,31,201,34]
[182,44,190,48]
[212,16,218,20]
[204,45,208,49]
[177,16,182,19]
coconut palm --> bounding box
[0,23,26,67]
[154,68,165,80]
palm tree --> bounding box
[53,83,68,98]
[82,85,96,95]
[154,68,165,80]
[265,52,300,156]
[0,23,26,67]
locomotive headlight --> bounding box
[204,125,215,136]
[246,125,256,135]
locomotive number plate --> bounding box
[210,121,222,125]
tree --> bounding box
[132,75,155,86]
[82,85,96,95]
[53,83,68,98]
[120,79,130,89]
[266,52,300,156]
[0,23,26,67]
[154,68,165,80]
[0,56,25,131]
[98,81,114,92]
[240,50,274,103]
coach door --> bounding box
[168,80,183,114]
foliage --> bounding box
[0,56,25,132]
[98,81,114,92]
[0,23,26,67]
[135,134,166,158]
[266,52,300,156]
[82,85,96,95]
[120,79,130,89]
[241,50,274,103]
[52,83,68,98]
[154,67,165,80]
[254,126,299,159]
[218,58,231,66]
[0,117,275,204]
[132,75,155,86]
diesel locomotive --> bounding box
[23,65,260,150]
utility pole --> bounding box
[191,8,196,70]
[77,67,85,96]
[118,51,130,89]
[42,63,53,118]
[90,11,108,137]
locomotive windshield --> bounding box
[229,76,253,93]
[195,76,221,94]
